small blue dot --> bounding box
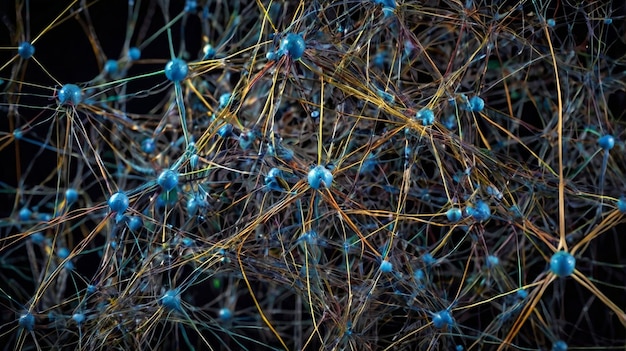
[141,138,156,153]
[219,93,231,109]
[189,154,199,169]
[374,0,396,9]
[380,260,393,273]
[128,47,141,61]
[58,84,82,105]
[598,135,615,150]
[31,232,45,245]
[164,58,189,82]
[87,285,97,294]
[432,310,454,329]
[547,18,556,27]
[64,261,75,271]
[19,207,32,221]
[469,96,484,112]
[161,289,181,311]
[184,0,197,12]
[486,255,499,268]
[446,207,462,222]
[182,237,194,247]
[203,44,216,60]
[280,33,306,60]
[57,247,70,259]
[217,123,233,138]
[516,289,528,299]
[550,251,576,277]
[604,18,613,25]
[310,110,320,119]
[104,59,118,75]
[618,196,626,213]
[266,51,277,61]
[423,253,436,266]
[158,169,179,192]
[128,216,143,231]
[18,42,35,59]
[19,312,35,331]
[72,313,85,325]
[552,340,568,351]
[218,307,233,321]
[307,165,333,189]
[416,108,435,126]
[65,188,79,203]
[108,192,129,213]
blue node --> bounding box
[446,207,462,222]
[189,154,199,169]
[13,129,23,139]
[547,18,556,27]
[307,165,333,189]
[58,84,82,105]
[552,340,568,351]
[185,0,197,12]
[239,131,255,150]
[38,213,52,222]
[18,42,35,59]
[618,196,626,213]
[266,51,277,61]
[128,47,141,61]
[57,247,70,259]
[65,188,79,203]
[469,200,491,222]
[486,255,499,268]
[469,96,485,112]
[280,33,306,60]
[164,58,189,82]
[301,230,319,246]
[416,108,435,126]
[128,216,143,231]
[218,307,233,321]
[374,0,396,9]
[72,313,85,325]
[108,192,129,213]
[19,312,35,331]
[87,285,97,294]
[380,260,393,273]
[182,237,194,247]
[456,346,464,351]
[598,134,615,150]
[19,207,32,221]
[377,89,394,104]
[64,261,75,270]
[219,93,231,109]
[604,18,613,25]
[422,253,436,266]
[432,310,454,329]
[550,251,576,277]
[161,289,181,311]
[360,153,378,174]
[414,269,425,282]
[310,110,320,119]
[31,232,45,245]
[217,123,233,138]
[516,289,528,299]
[203,44,216,60]
[157,169,179,192]
[141,138,156,153]
[104,59,118,75]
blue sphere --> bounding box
[217,123,233,137]
[218,307,233,321]
[108,192,129,213]
[516,289,528,299]
[72,313,85,325]
[618,196,626,213]
[446,207,462,222]
[189,154,200,169]
[58,84,82,105]
[280,33,306,60]
[416,108,435,126]
[432,310,454,329]
[380,260,393,273]
[19,207,32,221]
[547,18,556,27]
[65,188,79,203]
[469,96,485,112]
[469,200,491,222]
[58,247,70,259]
[158,169,179,191]
[31,232,45,245]
[161,290,181,311]
[128,216,143,231]
[598,135,615,150]
[128,47,141,61]
[104,59,118,75]
[307,165,333,189]
[18,42,35,59]
[19,312,35,331]
[164,58,188,82]
[219,93,231,109]
[422,253,436,266]
[141,138,156,153]
[552,340,568,351]
[486,255,499,268]
[550,251,576,277]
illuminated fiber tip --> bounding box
[432,310,454,329]
[108,192,129,213]
[218,308,233,321]
[58,84,82,105]
[18,42,35,59]
[550,251,576,277]
[280,33,306,60]
[18,313,35,331]
[307,165,333,189]
[157,169,179,192]
[598,134,615,150]
[164,58,188,82]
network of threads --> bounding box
[1,1,625,350]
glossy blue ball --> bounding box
[31,232,45,244]
[218,307,233,321]
[65,188,79,203]
[469,96,484,112]
[19,207,32,221]
[19,313,35,331]
[104,59,118,75]
[158,169,179,191]
[486,255,499,268]
[380,260,393,273]
[141,138,156,153]
[128,47,141,61]
[108,192,129,213]
[161,290,181,311]
[550,251,576,277]
[72,313,85,325]
[446,207,462,222]
[58,247,70,259]
[18,42,35,59]
[217,123,233,137]
[280,33,306,60]
[552,340,568,351]
[128,216,143,231]
[598,135,615,150]
[432,310,453,329]
[164,58,188,82]
[618,196,626,213]
[58,84,82,105]
[307,165,333,189]
[219,93,231,109]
